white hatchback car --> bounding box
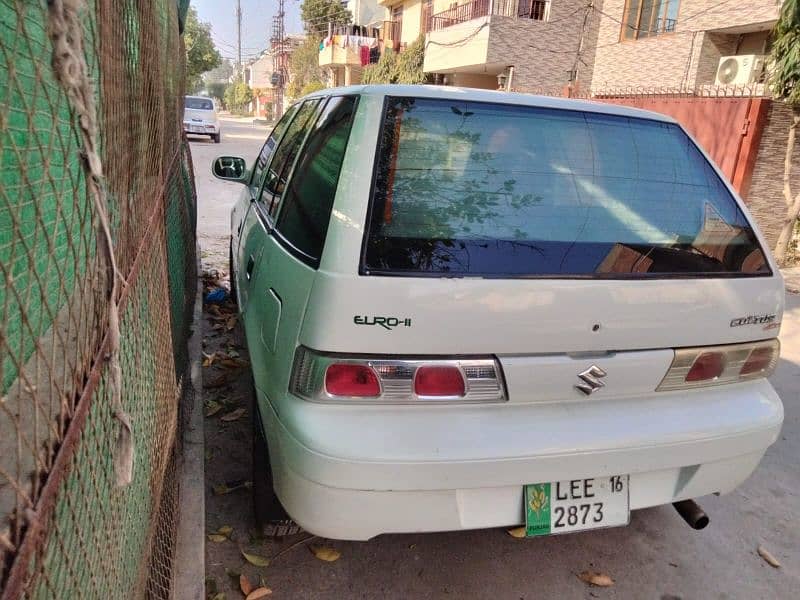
[184,95,220,143]
[215,86,784,541]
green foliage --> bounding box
[395,35,427,84]
[362,36,429,85]
[361,48,399,84]
[184,7,222,93]
[206,82,227,105]
[300,80,326,96]
[770,0,800,106]
[203,59,234,84]
[224,82,253,113]
[288,36,325,100]
[301,0,352,37]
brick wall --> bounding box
[590,0,781,90]
[487,0,595,92]
[746,102,800,250]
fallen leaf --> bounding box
[208,534,227,543]
[245,588,272,600]
[225,568,240,584]
[212,480,252,495]
[209,594,225,600]
[217,525,233,536]
[226,316,237,331]
[202,352,217,367]
[507,526,526,538]
[240,573,253,596]
[578,571,614,587]
[310,545,341,562]
[757,545,781,568]
[241,549,270,567]
[220,358,249,369]
[205,400,223,417]
[220,408,246,422]
[228,349,240,358]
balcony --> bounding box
[424,0,559,84]
[430,0,549,31]
[318,22,399,70]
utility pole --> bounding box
[270,0,286,119]
[236,0,243,81]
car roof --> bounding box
[302,84,677,124]
[185,95,212,100]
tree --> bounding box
[203,59,235,84]
[206,82,227,105]
[224,82,253,114]
[287,36,325,100]
[184,7,222,93]
[770,0,800,264]
[301,0,352,38]
[361,36,428,84]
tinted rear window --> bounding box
[362,97,769,278]
[185,97,213,110]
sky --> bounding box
[192,0,304,62]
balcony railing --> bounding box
[430,0,549,31]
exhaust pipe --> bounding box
[673,499,709,530]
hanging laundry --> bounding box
[360,45,370,66]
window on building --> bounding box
[621,0,679,40]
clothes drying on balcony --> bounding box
[321,34,379,51]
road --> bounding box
[193,118,799,599]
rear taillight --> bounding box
[290,348,505,403]
[657,339,779,391]
[325,364,380,397]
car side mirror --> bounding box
[212,156,248,183]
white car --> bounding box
[184,95,220,143]
[215,85,784,541]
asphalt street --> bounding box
[192,116,799,599]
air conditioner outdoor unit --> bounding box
[715,54,766,85]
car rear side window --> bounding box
[363,97,769,278]
[259,99,321,215]
[250,103,299,193]
[274,96,357,264]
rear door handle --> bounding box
[245,255,255,280]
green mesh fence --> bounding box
[0,0,196,597]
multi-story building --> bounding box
[590,0,781,91]
[422,0,593,91]
[318,0,390,86]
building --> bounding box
[590,0,779,91]
[319,0,390,87]
[245,34,305,117]
[423,0,593,90]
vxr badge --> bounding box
[575,365,607,396]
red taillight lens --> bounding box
[414,365,466,397]
[685,352,725,382]
[325,363,380,397]
[740,346,775,376]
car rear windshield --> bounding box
[185,97,213,110]
[362,97,770,278]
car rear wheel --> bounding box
[252,390,302,538]
[213,132,221,143]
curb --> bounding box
[173,245,206,599]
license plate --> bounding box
[190,125,204,133]
[524,475,629,536]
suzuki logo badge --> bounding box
[575,365,607,395]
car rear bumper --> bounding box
[183,122,218,134]
[256,379,782,540]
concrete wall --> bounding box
[348,0,389,25]
[590,0,780,90]
[423,17,492,73]
[747,102,800,249]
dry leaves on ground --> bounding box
[241,549,271,567]
[220,407,246,422]
[309,545,341,562]
[205,400,223,417]
[578,571,614,587]
[239,573,253,596]
[757,545,781,568]
[212,480,252,495]
[207,525,233,543]
[506,526,526,538]
[245,588,272,600]
[203,351,217,367]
